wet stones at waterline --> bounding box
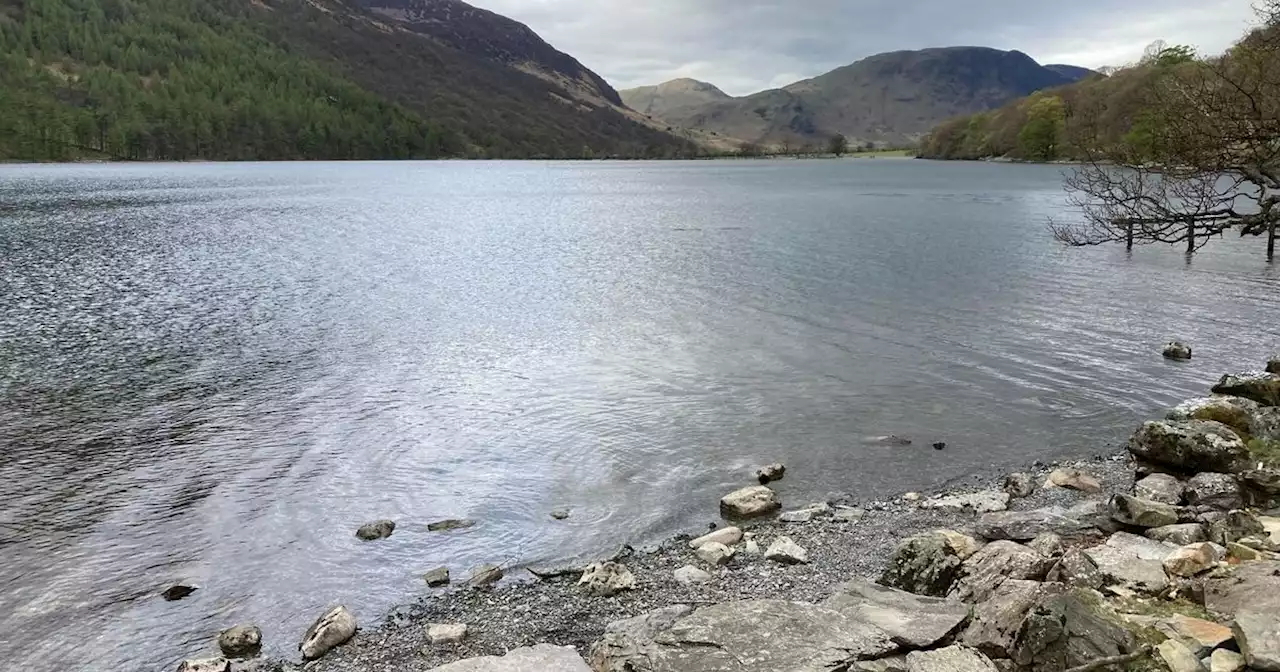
[300,605,357,661]
[218,624,262,659]
[719,485,781,518]
[423,567,450,587]
[467,563,504,588]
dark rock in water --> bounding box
[550,508,571,520]
[1010,589,1138,671]
[1127,420,1250,474]
[218,624,262,659]
[355,520,395,541]
[756,462,786,484]
[162,584,198,601]
[299,605,357,661]
[1268,357,1280,375]
[1208,509,1266,545]
[428,519,476,532]
[932,442,947,451]
[1002,472,1037,499]
[905,645,1000,671]
[1243,468,1280,499]
[1163,342,1193,360]
[1213,371,1280,407]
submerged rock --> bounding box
[162,584,199,601]
[719,485,781,518]
[578,562,635,596]
[299,605,357,661]
[824,579,969,649]
[423,567,450,587]
[550,508,571,520]
[1163,342,1194,361]
[1128,420,1251,474]
[963,580,1061,659]
[865,435,913,446]
[355,520,395,541]
[756,462,786,484]
[1213,371,1280,407]
[217,624,262,659]
[432,644,592,671]
[428,519,476,532]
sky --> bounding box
[479,0,1261,96]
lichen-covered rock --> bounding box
[1168,395,1264,437]
[920,490,1010,513]
[1002,472,1037,499]
[1163,342,1193,360]
[1213,371,1280,407]
[977,501,1114,541]
[879,532,965,597]
[719,485,781,518]
[588,606,693,671]
[1136,473,1185,505]
[578,562,636,596]
[218,624,262,659]
[299,605,357,661]
[1027,533,1064,558]
[355,520,395,541]
[1185,472,1244,510]
[1083,543,1168,594]
[1010,589,1138,671]
[1109,494,1180,528]
[1128,420,1251,474]
[905,645,999,671]
[824,579,970,650]
[950,541,1050,603]
[1204,561,1280,616]
[962,580,1062,659]
[1146,523,1209,546]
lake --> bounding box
[1,159,1277,671]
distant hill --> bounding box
[619,78,732,118]
[626,47,1093,148]
[1044,64,1098,81]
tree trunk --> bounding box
[1187,223,1195,254]
[1126,221,1134,251]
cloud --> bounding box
[479,0,1258,95]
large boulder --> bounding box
[578,562,636,597]
[1233,611,1280,671]
[1135,473,1185,505]
[824,579,970,650]
[1046,548,1103,590]
[1082,537,1170,594]
[430,644,592,671]
[904,645,999,671]
[1109,494,1180,528]
[962,580,1063,659]
[719,486,781,518]
[950,541,1051,603]
[300,606,357,661]
[1168,396,1263,438]
[879,531,967,597]
[1213,372,1280,407]
[1129,420,1251,474]
[1243,469,1280,503]
[588,600,897,672]
[977,501,1114,541]
[1185,473,1244,510]
[1269,357,1280,375]
[1010,589,1139,671]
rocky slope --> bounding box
[619,78,733,119]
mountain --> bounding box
[627,47,1093,148]
[1044,64,1098,81]
[619,78,732,118]
[0,0,695,161]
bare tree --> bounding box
[1051,2,1280,259]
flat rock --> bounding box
[879,531,966,597]
[1213,371,1280,407]
[963,579,1061,659]
[765,536,809,564]
[1083,543,1168,593]
[905,645,998,672]
[1047,468,1102,493]
[695,541,735,566]
[429,644,592,671]
[428,519,476,532]
[1211,648,1247,672]
[920,490,1010,514]
[300,605,357,661]
[950,541,1050,603]
[835,506,868,522]
[578,562,635,596]
[1002,472,1037,498]
[689,527,742,549]
[1186,473,1244,510]
[1136,473,1186,505]
[218,624,262,659]
[976,500,1112,541]
[1147,523,1209,545]
[780,503,832,523]
[1164,543,1222,577]
[1128,420,1251,474]
[589,606,693,671]
[427,623,468,645]
[673,565,712,585]
[824,578,970,649]
[1204,561,1280,616]
[176,659,229,672]
[1156,639,1208,672]
[1234,610,1280,671]
[1107,531,1178,560]
[719,485,781,518]
[1156,615,1233,657]
[423,567,450,587]
[355,519,395,540]
[1109,494,1180,528]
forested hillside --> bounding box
[0,0,695,161]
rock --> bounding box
[867,435,913,446]
[218,625,262,659]
[1003,472,1037,498]
[905,645,998,671]
[744,538,761,555]
[694,541,735,566]
[780,502,832,523]
[937,530,984,560]
[977,500,1113,541]
[355,519,395,540]
[719,485,781,518]
[430,644,592,671]
[835,506,868,522]
[427,623,468,645]
[852,655,909,672]
[1233,610,1280,671]
[1047,548,1104,590]
[933,442,947,451]
[1164,342,1194,360]
[588,605,694,671]
[423,567,450,587]
[1210,648,1247,672]
[1164,543,1223,577]
[1213,371,1280,407]
[1156,615,1234,657]
[1168,396,1263,438]
[1157,639,1208,672]
[1137,473,1186,505]
[920,490,1010,514]
[879,531,966,597]
[162,584,199,601]
[673,565,711,585]
[1227,541,1261,561]
[1243,469,1280,501]
[1209,510,1267,545]
[1186,473,1244,510]
[1110,494,1180,528]
[1010,589,1138,671]
[824,578,970,649]
[299,605,357,661]
[176,658,229,672]
[428,519,476,532]
[1107,530,1179,560]
[1269,358,1280,375]
[689,526,742,549]
[588,600,897,672]
[578,562,635,596]
[903,492,922,502]
[550,508,571,520]
[1128,420,1251,474]
[1083,542,1169,593]
[1148,523,1209,545]
[951,541,1050,603]
[1205,561,1280,616]
[1027,533,1064,558]
[765,536,809,564]
[963,579,1061,659]
[467,563,503,588]
[756,462,786,484]
[1047,468,1103,493]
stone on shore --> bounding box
[1156,639,1207,672]
[176,659,228,672]
[1204,561,1280,615]
[1156,615,1234,657]
[1109,494,1180,528]
[756,462,786,484]
[976,500,1112,541]
[1186,472,1244,510]
[694,541,735,566]
[689,526,742,549]
[1147,523,1209,545]
[1127,420,1251,474]
[936,530,983,560]
[1211,648,1247,672]
[1083,541,1169,593]
[962,579,1061,659]
[1213,371,1280,406]
[1136,473,1186,505]
[299,605,357,661]
[823,579,970,649]
[429,644,592,671]
[428,519,476,532]
[578,562,635,596]
[1010,589,1138,671]
[1233,611,1280,671]
[1106,530,1178,560]
[467,564,503,588]
[879,531,966,597]
[355,520,395,541]
[217,624,262,659]
[1164,342,1194,360]
[950,540,1050,603]
[673,565,712,585]
[423,567,450,587]
[427,623,468,645]
[1269,357,1280,375]
[905,645,998,672]
[719,485,781,518]
[1163,543,1223,577]
[835,506,868,522]
[1227,541,1261,561]
[1002,472,1037,498]
[1046,468,1102,493]
[919,490,1009,513]
[780,502,832,522]
[765,536,809,564]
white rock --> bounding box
[764,536,809,564]
[689,527,742,549]
[300,605,358,661]
[1210,648,1246,672]
[719,486,781,518]
[427,623,468,645]
[920,490,1009,513]
[695,541,735,566]
[1156,639,1206,672]
[673,565,712,585]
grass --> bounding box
[1247,438,1280,468]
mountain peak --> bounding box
[619,78,732,116]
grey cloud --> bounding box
[480,0,1256,95]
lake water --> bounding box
[1,159,1277,671]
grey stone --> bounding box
[780,503,832,523]
[1046,468,1102,494]
[218,624,262,659]
[578,562,635,596]
[423,567,450,587]
[835,506,868,522]
[689,527,742,549]
[1046,548,1103,590]
[430,644,592,671]
[1002,472,1037,499]
[1128,420,1251,474]
[427,623,468,645]
[1156,639,1208,672]
[1010,589,1138,671]
[1234,610,1280,671]
[852,654,909,672]
[1136,473,1186,505]
[588,606,693,671]
[550,508,571,520]
[905,645,998,672]
[428,519,476,532]
[936,530,984,559]
[1210,648,1247,672]
[1269,357,1280,375]
[467,563,503,588]
[765,536,809,564]
[1155,615,1234,658]
[355,519,395,541]
[1204,561,1280,616]
[1186,473,1244,510]
[1163,543,1223,577]
[951,541,1050,603]
[963,579,1061,659]
[1213,371,1280,407]
[824,578,970,649]
[673,565,712,585]
[1227,541,1263,560]
[695,541,735,566]
[1106,531,1178,560]
[719,485,781,518]
[299,605,357,661]
[1168,396,1262,439]
[588,600,897,672]
[977,500,1113,541]
[1109,494,1180,528]
[1244,469,1280,499]
[162,584,198,601]
[177,659,229,672]
[1027,533,1064,558]
[756,462,786,484]
[1147,523,1209,545]
[1164,342,1194,360]
[1209,510,1267,545]
[1083,543,1169,593]
[920,490,1010,514]
[879,531,965,597]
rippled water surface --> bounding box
[1,160,1277,671]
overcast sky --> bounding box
[479,0,1259,96]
